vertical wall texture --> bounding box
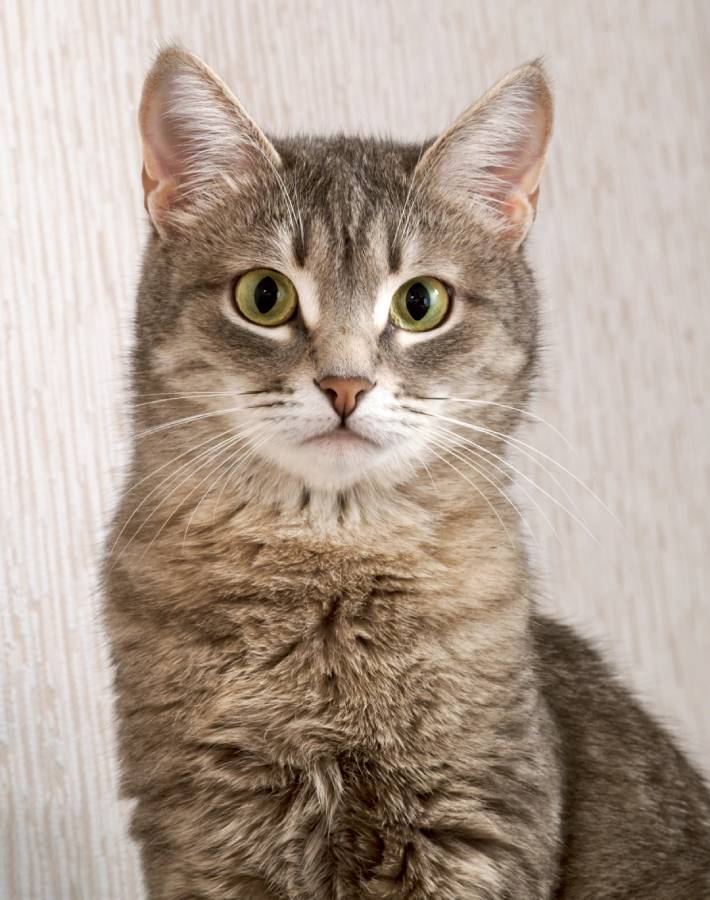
[2,1,708,897]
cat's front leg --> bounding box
[339,752,561,900]
[145,867,279,900]
[134,797,286,900]
[142,852,283,900]
[355,829,558,900]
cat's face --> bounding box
[135,49,551,494]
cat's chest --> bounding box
[200,580,457,760]
[209,596,433,750]
[197,730,437,897]
[195,608,460,898]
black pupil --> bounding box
[254,276,279,314]
[405,282,431,320]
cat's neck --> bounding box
[110,453,529,635]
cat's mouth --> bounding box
[302,424,379,449]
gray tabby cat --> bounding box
[103,47,710,899]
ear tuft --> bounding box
[139,45,280,234]
[418,60,553,246]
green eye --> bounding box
[390,276,450,332]
[234,268,297,327]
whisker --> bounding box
[404,404,579,513]
[108,423,265,567]
[106,425,247,560]
[180,428,272,548]
[210,430,275,525]
[133,389,281,398]
[428,425,560,546]
[426,421,580,537]
[132,392,249,408]
[392,142,425,252]
[133,425,269,563]
[129,426,240,495]
[399,150,441,245]
[414,395,575,451]
[425,432,539,550]
[424,443,516,550]
[415,408,618,525]
[135,405,253,439]
[244,131,304,245]
[419,457,439,495]
[180,447,251,549]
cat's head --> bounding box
[133,47,552,495]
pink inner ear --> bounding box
[486,152,546,229]
[477,101,551,238]
[140,91,169,218]
[486,104,550,202]
[137,50,284,234]
[416,62,553,247]
[139,80,182,213]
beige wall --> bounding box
[2,1,709,897]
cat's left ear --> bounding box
[418,61,553,247]
[139,45,281,235]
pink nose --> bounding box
[318,376,373,419]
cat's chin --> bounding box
[260,428,392,491]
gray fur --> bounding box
[104,48,710,899]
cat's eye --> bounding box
[390,277,450,332]
[233,269,298,327]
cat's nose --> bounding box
[317,376,374,419]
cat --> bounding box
[103,46,710,899]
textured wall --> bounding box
[2,1,708,897]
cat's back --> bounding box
[532,613,710,898]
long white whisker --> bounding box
[180,444,255,549]
[419,396,575,451]
[419,457,439,495]
[426,432,539,550]
[106,425,249,561]
[109,423,264,566]
[124,427,237,497]
[135,405,252,439]
[399,153,441,244]
[132,392,252,408]
[424,444,516,551]
[392,142,425,250]
[180,427,272,548]
[409,406,580,514]
[428,425,560,546]
[133,391,272,398]
[420,409,619,524]
[290,179,305,252]
[210,430,275,524]
[135,425,269,562]
[426,422,577,537]
[245,132,304,244]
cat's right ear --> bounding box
[416,61,553,247]
[139,46,280,236]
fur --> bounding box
[103,48,710,899]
